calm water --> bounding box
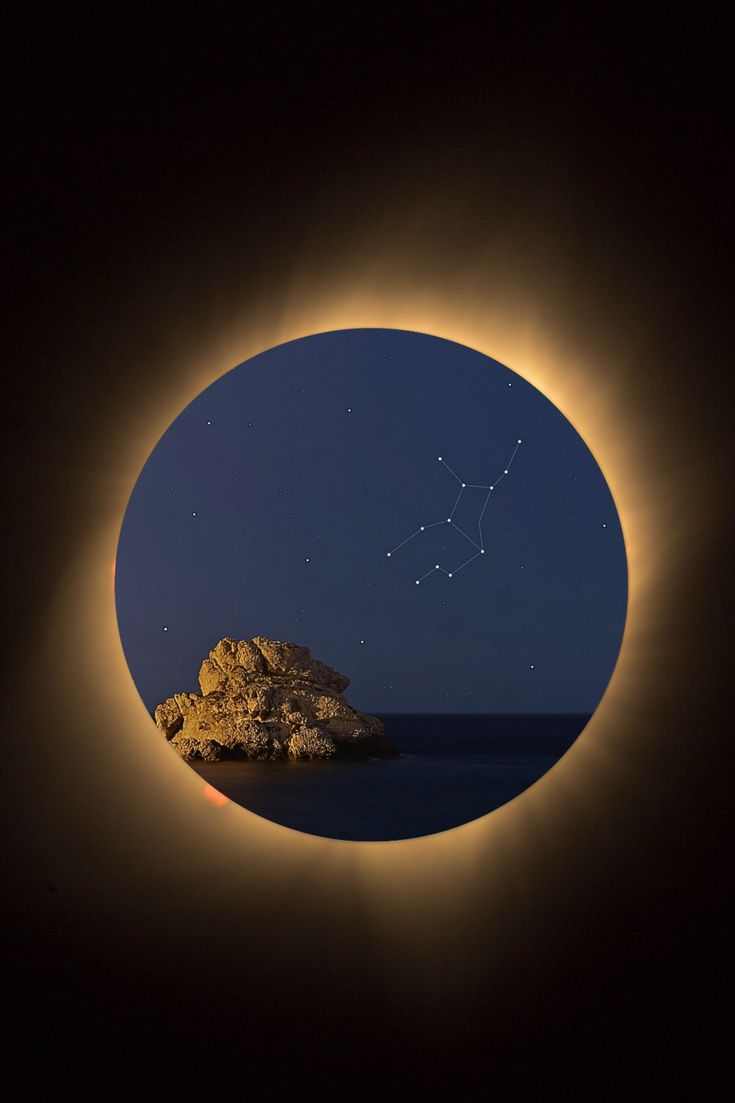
[192,713,590,841]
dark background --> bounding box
[3,8,732,1093]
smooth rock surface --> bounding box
[153,636,398,761]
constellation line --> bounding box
[450,521,482,550]
[387,438,523,581]
[449,486,465,517]
[439,458,463,483]
[450,551,482,575]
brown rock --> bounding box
[198,658,227,695]
[153,697,183,739]
[153,635,398,762]
[251,636,350,693]
[288,728,337,759]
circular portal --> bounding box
[115,329,627,840]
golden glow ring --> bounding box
[32,204,701,990]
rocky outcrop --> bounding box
[153,636,398,762]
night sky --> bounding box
[115,329,627,715]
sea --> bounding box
[191,713,590,841]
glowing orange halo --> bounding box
[39,213,694,969]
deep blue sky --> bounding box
[115,329,627,714]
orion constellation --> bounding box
[386,439,522,583]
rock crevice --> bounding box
[154,636,398,762]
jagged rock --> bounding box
[154,697,183,739]
[288,728,337,759]
[154,636,398,762]
[251,637,350,694]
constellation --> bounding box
[386,439,522,583]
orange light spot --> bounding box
[203,783,228,807]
